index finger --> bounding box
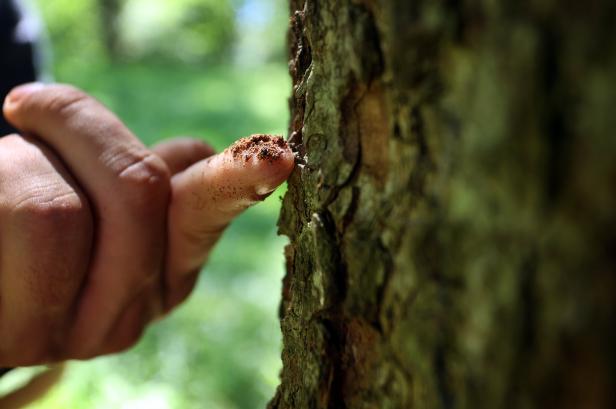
[164,134,295,309]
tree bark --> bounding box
[270,1,616,408]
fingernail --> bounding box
[254,190,274,201]
[255,185,276,196]
[5,82,46,106]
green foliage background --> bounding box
[16,0,291,407]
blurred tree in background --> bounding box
[97,0,121,60]
[117,0,236,64]
[39,0,286,68]
[5,1,292,408]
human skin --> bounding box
[0,83,295,366]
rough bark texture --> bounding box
[270,1,616,408]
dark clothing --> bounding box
[0,0,38,135]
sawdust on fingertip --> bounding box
[229,134,288,164]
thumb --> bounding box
[164,134,294,309]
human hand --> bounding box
[0,83,294,366]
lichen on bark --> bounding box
[270,1,616,408]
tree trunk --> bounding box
[270,1,616,408]
[97,0,122,60]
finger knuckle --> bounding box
[117,151,170,206]
[0,133,22,144]
[43,85,90,119]
[0,135,20,176]
[0,133,26,161]
[13,190,90,235]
